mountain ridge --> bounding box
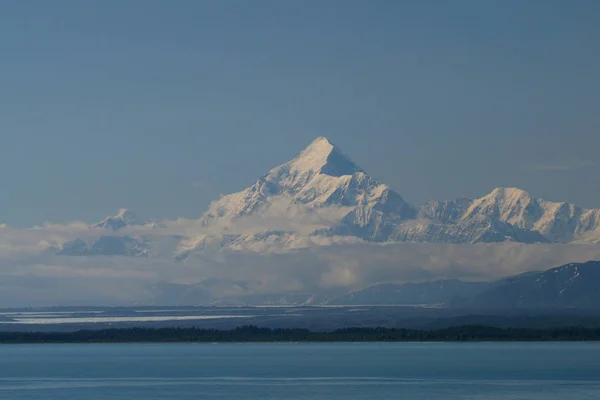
[193,137,600,251]
[449,260,600,309]
[52,137,600,257]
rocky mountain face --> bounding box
[54,137,600,257]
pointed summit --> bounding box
[116,208,140,220]
[94,209,147,231]
[487,187,532,200]
[200,135,417,239]
[462,187,537,225]
[288,137,364,177]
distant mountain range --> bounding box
[51,136,600,258]
[139,261,600,309]
[326,280,489,306]
[329,261,600,310]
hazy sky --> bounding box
[1,0,599,227]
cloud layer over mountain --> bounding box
[2,221,600,306]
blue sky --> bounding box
[1,0,599,227]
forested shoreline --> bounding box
[2,325,600,343]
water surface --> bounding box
[1,342,599,399]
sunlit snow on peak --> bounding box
[94,209,148,231]
[288,136,364,177]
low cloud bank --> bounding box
[1,235,599,306]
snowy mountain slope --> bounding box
[55,233,183,258]
[94,209,163,231]
[199,137,416,244]
[180,137,600,253]
[419,198,474,224]
[388,218,549,244]
[56,236,151,257]
[419,187,600,243]
[572,228,600,244]
[52,209,170,257]
[192,138,594,248]
[202,137,415,224]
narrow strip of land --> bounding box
[2,325,600,343]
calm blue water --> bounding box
[1,342,599,399]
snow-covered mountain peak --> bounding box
[462,187,538,226]
[287,137,364,177]
[116,208,138,219]
[189,138,600,249]
[94,209,148,231]
[52,140,600,258]
[467,187,533,210]
[199,136,415,238]
[488,187,532,200]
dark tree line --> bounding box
[2,325,600,343]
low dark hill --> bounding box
[451,261,600,309]
[327,279,488,305]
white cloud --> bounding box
[1,218,600,307]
